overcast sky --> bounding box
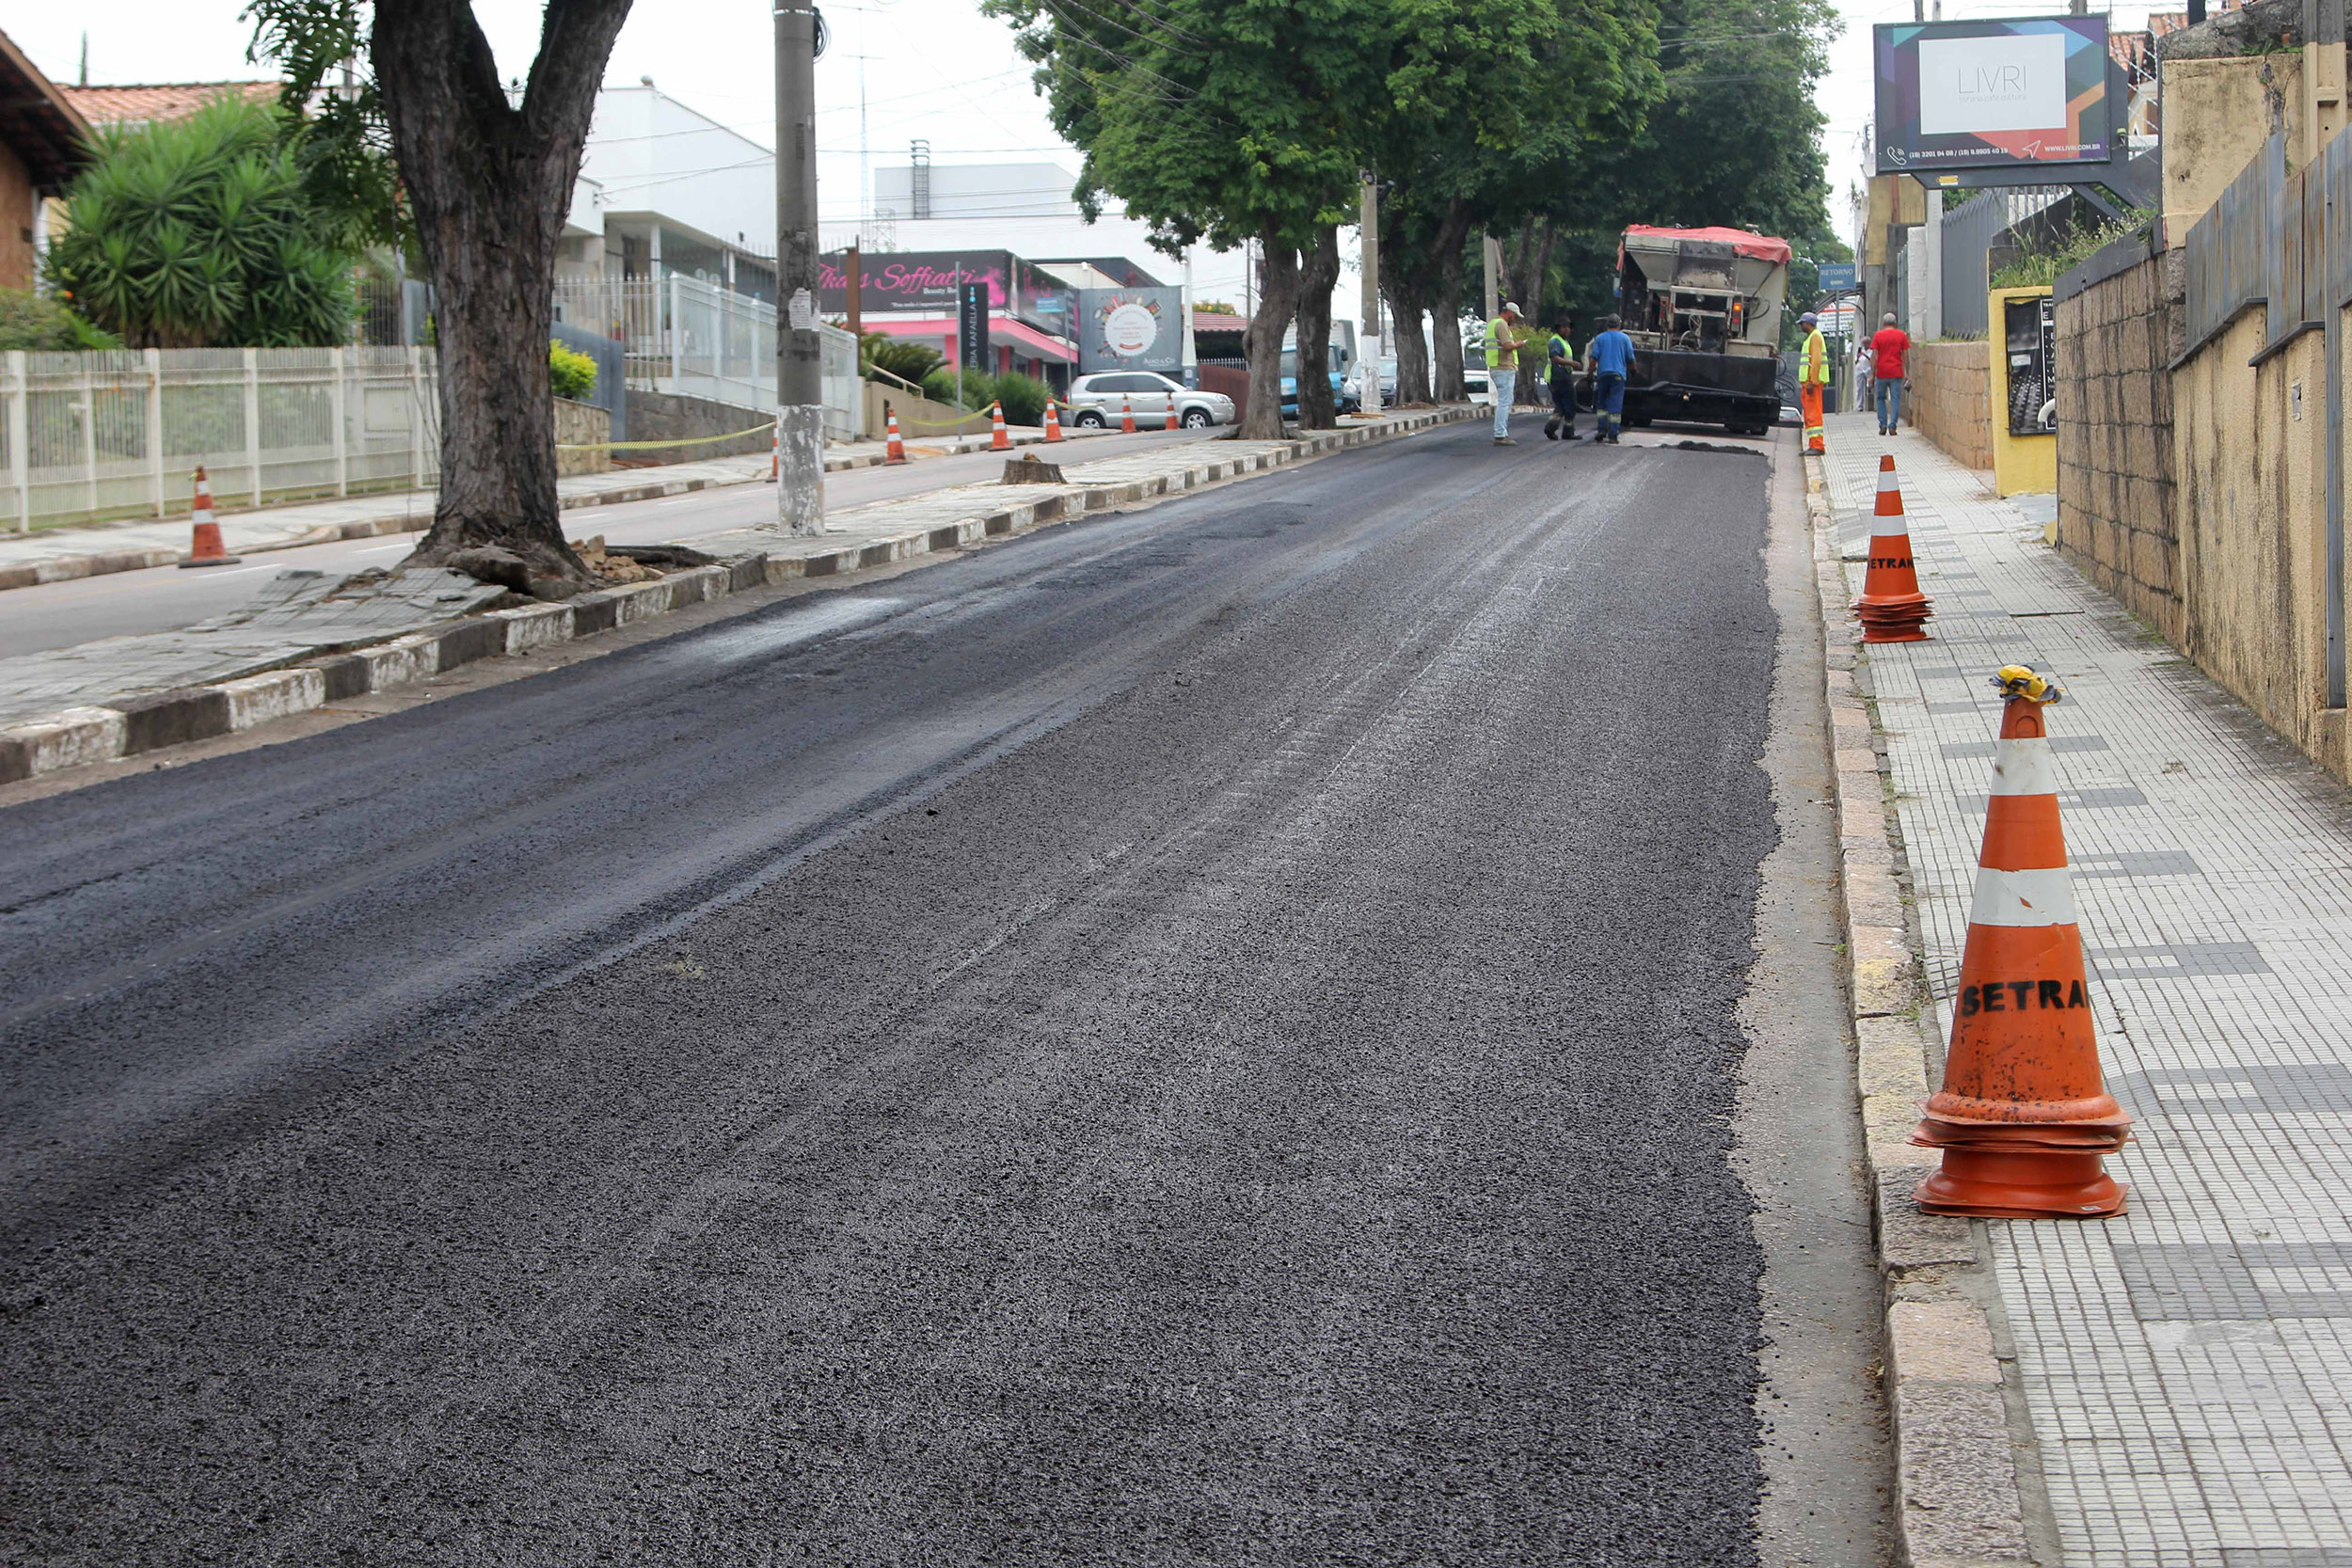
[25,0,2161,261]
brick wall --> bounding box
[1903,341,1993,471]
[2054,250,2185,644]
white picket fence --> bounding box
[5,347,437,533]
[551,275,861,439]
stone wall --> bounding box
[552,397,612,477]
[1903,340,1993,472]
[2054,249,2184,643]
[623,389,775,463]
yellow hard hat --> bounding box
[1991,664,2063,704]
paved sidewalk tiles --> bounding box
[0,426,1099,591]
[1820,413,2352,1567]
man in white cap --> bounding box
[1796,309,1830,454]
[1482,300,1533,445]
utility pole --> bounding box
[1359,172,1382,419]
[774,0,824,536]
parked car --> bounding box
[1066,372,1233,428]
[1279,345,1358,419]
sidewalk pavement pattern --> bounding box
[0,427,1089,592]
[0,410,1470,783]
[1823,412,2352,1567]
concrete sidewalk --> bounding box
[1820,414,2352,1566]
[0,426,1092,593]
[0,409,1472,783]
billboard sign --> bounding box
[1076,287,1184,374]
[1874,17,2111,174]
[958,282,990,372]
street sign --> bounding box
[1820,299,1862,336]
[957,281,990,375]
[1817,262,1857,293]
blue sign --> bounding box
[1817,262,1857,293]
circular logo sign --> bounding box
[1104,302,1159,357]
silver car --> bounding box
[1066,372,1233,429]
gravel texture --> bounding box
[0,426,1783,1565]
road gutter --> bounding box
[0,409,1473,796]
[1802,451,2044,1568]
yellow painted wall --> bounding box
[2161,55,2302,245]
[1989,287,2057,498]
[2171,303,2348,780]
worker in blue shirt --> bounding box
[1584,315,1635,445]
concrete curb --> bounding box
[0,428,1089,593]
[1802,452,2037,1568]
[0,408,1471,785]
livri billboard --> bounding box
[1873,17,2111,175]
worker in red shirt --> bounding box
[1870,312,1912,436]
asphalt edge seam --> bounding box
[1803,453,2041,1568]
[0,409,1472,786]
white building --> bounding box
[568,80,779,301]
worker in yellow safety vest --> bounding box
[1797,309,1830,454]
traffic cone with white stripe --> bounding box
[1044,401,1063,442]
[884,406,908,466]
[1852,453,1931,642]
[1120,397,1136,434]
[990,399,1009,451]
[1164,399,1179,431]
[178,464,240,568]
[1913,666,2130,1219]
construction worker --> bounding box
[1797,309,1830,454]
[1543,314,1579,442]
[1484,300,1533,445]
[1584,314,1633,445]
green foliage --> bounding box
[861,332,943,386]
[243,0,411,253]
[0,288,119,351]
[988,372,1051,428]
[548,340,598,401]
[920,367,982,409]
[1990,211,2154,291]
[46,95,363,348]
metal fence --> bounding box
[3,347,437,532]
[550,275,861,439]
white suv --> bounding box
[1066,372,1233,429]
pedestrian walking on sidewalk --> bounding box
[1484,301,1533,445]
[1851,338,1874,414]
[1543,314,1580,442]
[1797,310,1830,454]
[1869,312,1912,436]
[1584,315,1633,445]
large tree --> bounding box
[249,0,631,585]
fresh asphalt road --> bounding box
[0,422,1888,1564]
[0,424,1215,659]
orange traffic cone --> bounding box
[1852,453,1931,642]
[178,464,241,568]
[884,407,908,466]
[990,399,1009,451]
[1044,401,1063,442]
[1164,398,1179,432]
[1120,397,1136,434]
[1913,666,2130,1220]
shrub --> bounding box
[45,94,363,348]
[861,331,941,387]
[922,366,986,410]
[1990,210,2154,291]
[549,340,599,401]
[989,372,1050,428]
[0,288,117,351]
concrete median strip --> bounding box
[1804,457,2036,1568]
[0,409,1473,786]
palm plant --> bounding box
[46,95,362,348]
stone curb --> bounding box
[0,408,1471,785]
[0,429,1088,594]
[1802,452,2035,1568]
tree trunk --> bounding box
[1430,198,1473,403]
[1518,217,1559,405]
[1294,224,1342,429]
[1385,269,1431,404]
[1508,222,1534,310]
[374,0,632,584]
[1241,233,1299,439]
